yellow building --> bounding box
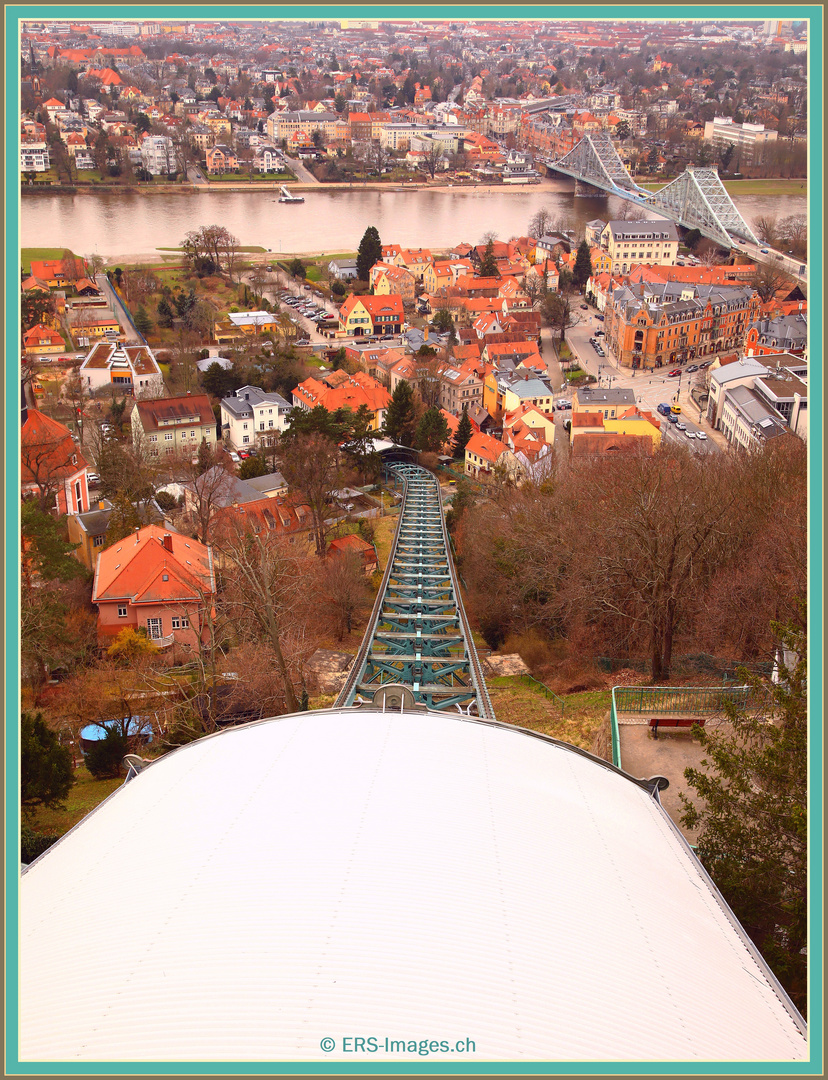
[604,407,662,447]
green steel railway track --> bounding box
[334,464,494,718]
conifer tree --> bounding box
[356,226,383,281]
[573,240,593,290]
[452,405,473,459]
[383,380,417,446]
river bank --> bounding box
[21,177,558,197]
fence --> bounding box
[610,683,751,769]
[595,653,772,680]
[508,673,566,717]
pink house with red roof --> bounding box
[92,524,215,648]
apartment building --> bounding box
[703,117,778,162]
[600,220,679,275]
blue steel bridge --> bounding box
[335,463,494,719]
[538,132,761,249]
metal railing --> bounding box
[610,684,750,770]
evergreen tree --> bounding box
[134,305,153,336]
[21,712,74,813]
[238,454,269,480]
[85,725,130,779]
[383,380,417,446]
[479,238,500,278]
[573,240,593,290]
[356,225,383,281]
[681,620,807,1012]
[156,297,174,328]
[104,492,142,547]
[415,406,450,454]
[21,502,85,585]
[452,405,473,459]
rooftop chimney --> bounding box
[134,526,140,543]
[162,533,174,552]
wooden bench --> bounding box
[649,717,706,739]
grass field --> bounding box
[21,247,76,272]
[26,765,124,838]
[638,178,806,197]
[488,681,611,751]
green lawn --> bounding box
[488,681,611,751]
[21,247,77,273]
[638,177,806,197]
[25,764,124,839]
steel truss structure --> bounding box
[551,132,641,194]
[544,137,760,248]
[335,464,494,717]
[641,166,761,246]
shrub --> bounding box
[84,727,129,779]
[21,823,62,864]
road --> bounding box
[563,312,722,456]
[95,273,141,344]
[187,165,207,186]
[732,239,806,281]
[281,155,320,186]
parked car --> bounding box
[87,471,101,485]
[699,360,712,369]
[38,356,53,363]
[595,347,605,356]
[696,432,708,441]
[556,399,571,410]
[667,412,678,424]
[685,430,696,439]
[671,404,681,415]
[596,315,604,322]
[675,422,686,431]
[594,329,605,337]
[686,364,699,373]
[667,369,682,377]
[227,450,241,463]
[580,304,588,310]
[657,403,672,416]
[760,248,769,254]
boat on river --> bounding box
[278,186,304,203]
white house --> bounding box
[220,385,293,450]
[79,342,165,397]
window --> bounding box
[242,435,250,444]
[190,430,196,437]
[164,432,173,441]
[118,605,128,617]
[171,615,181,629]
[94,535,104,548]
[146,618,162,639]
[149,434,157,443]
[150,449,159,457]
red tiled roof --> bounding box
[21,408,88,484]
[134,394,213,432]
[92,525,214,604]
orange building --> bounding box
[605,281,760,371]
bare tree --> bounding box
[317,549,370,640]
[528,207,553,240]
[753,213,779,247]
[248,263,270,304]
[278,433,342,557]
[749,263,791,303]
[777,214,807,260]
[421,140,445,179]
[21,418,78,512]
[185,456,237,543]
[214,518,303,713]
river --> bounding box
[19,180,806,262]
